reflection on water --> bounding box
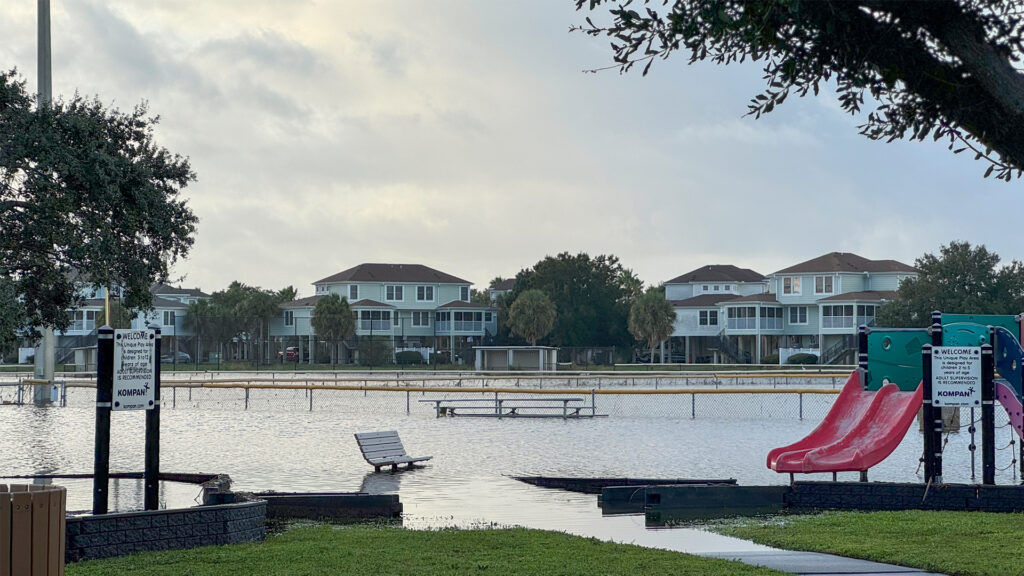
[0,389,1017,553]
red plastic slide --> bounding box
[768,372,923,474]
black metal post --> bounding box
[93,326,114,515]
[982,334,995,485]
[145,326,161,510]
[922,311,943,484]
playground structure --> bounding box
[768,312,1024,484]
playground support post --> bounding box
[922,312,944,484]
[857,325,868,384]
[93,325,114,515]
[145,326,161,510]
[982,333,995,485]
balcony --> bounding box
[359,320,391,332]
[822,316,855,329]
[727,318,756,330]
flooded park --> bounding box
[1,370,1019,554]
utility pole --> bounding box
[33,0,55,405]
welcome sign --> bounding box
[932,346,982,407]
[113,329,156,410]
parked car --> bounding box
[160,351,192,363]
[278,347,301,361]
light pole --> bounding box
[33,0,55,404]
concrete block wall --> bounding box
[788,481,1024,512]
[65,500,265,563]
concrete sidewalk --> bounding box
[701,549,948,576]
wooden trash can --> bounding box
[1,484,66,576]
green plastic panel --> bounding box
[865,330,927,392]
[942,314,1021,339]
[942,322,992,347]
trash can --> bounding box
[1,484,66,576]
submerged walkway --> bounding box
[701,550,947,576]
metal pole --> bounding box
[93,326,114,515]
[922,312,943,484]
[145,326,161,510]
[857,325,868,387]
[982,337,995,485]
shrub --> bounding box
[787,353,819,365]
[395,351,424,365]
[760,353,780,365]
[429,352,450,365]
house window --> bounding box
[815,276,834,295]
[284,310,294,327]
[385,285,403,301]
[394,313,400,327]
[699,310,718,326]
[412,311,430,327]
[723,285,731,291]
[349,285,358,301]
[461,286,470,301]
[359,310,391,331]
[703,285,709,292]
[783,277,801,295]
[68,310,97,331]
[435,311,450,322]
[163,311,176,326]
[484,312,492,322]
[789,306,808,325]
[713,285,719,291]
[822,305,855,328]
[417,286,434,301]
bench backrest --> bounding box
[355,431,408,461]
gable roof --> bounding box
[817,290,898,302]
[349,299,393,308]
[666,265,764,284]
[669,294,741,308]
[774,252,916,275]
[438,300,495,310]
[281,295,323,309]
[725,293,780,304]
[491,278,516,291]
[315,263,470,285]
[152,283,210,298]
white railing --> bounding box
[359,320,391,331]
[760,318,783,330]
[727,318,756,330]
[822,316,855,329]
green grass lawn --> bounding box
[719,510,1024,576]
[67,524,784,576]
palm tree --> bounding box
[311,294,355,364]
[628,288,676,363]
[508,289,556,346]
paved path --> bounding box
[701,550,948,576]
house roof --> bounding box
[491,278,516,291]
[724,293,780,304]
[666,265,764,284]
[152,283,210,298]
[438,300,495,310]
[669,294,741,308]
[817,290,898,302]
[349,299,394,308]
[314,263,470,285]
[774,252,916,275]
[281,295,323,308]
[151,296,188,309]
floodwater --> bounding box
[0,383,1016,555]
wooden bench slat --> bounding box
[355,431,399,440]
[358,436,404,447]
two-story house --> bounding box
[272,263,497,364]
[768,252,917,364]
[665,265,768,363]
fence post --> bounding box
[690,393,695,419]
[921,312,943,485]
[798,393,803,420]
[309,388,313,412]
[406,390,410,414]
[244,388,249,410]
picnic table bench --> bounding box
[419,397,602,419]
[355,431,432,472]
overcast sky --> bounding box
[2,2,1019,296]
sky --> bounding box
[1,1,1021,297]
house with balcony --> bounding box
[665,265,768,363]
[271,263,497,363]
[768,252,917,364]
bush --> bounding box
[395,351,424,365]
[787,353,819,365]
[760,353,780,365]
[429,352,450,365]
[357,337,393,366]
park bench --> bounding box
[420,397,603,418]
[355,431,432,472]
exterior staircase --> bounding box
[713,332,752,364]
